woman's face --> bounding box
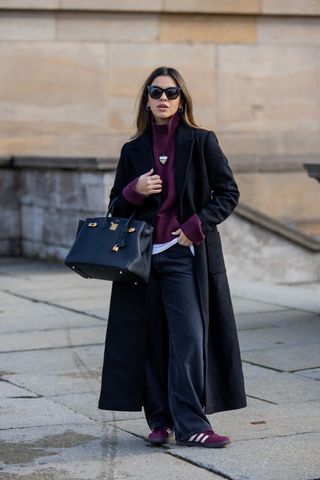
[147,75,182,125]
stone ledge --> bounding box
[236,203,320,252]
[10,156,118,171]
[0,156,12,167]
[304,163,320,183]
[1,155,318,174]
[230,155,320,173]
[0,0,319,16]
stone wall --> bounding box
[1,157,319,284]
[0,157,115,260]
[0,2,320,165]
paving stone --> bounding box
[242,343,320,372]
[50,392,145,423]
[230,278,320,314]
[49,298,109,319]
[2,371,101,397]
[238,321,320,352]
[243,363,320,403]
[0,302,104,334]
[0,344,103,375]
[236,309,319,330]
[0,325,106,352]
[232,297,285,314]
[294,368,320,381]
[0,397,93,429]
[0,422,223,480]
[0,380,38,398]
[111,400,320,443]
[169,433,320,480]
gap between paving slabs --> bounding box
[109,422,229,480]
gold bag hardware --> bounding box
[88,222,98,227]
[112,244,119,252]
[110,222,119,231]
[127,227,136,233]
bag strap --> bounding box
[106,196,136,251]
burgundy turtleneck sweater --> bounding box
[122,113,204,245]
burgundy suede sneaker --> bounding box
[148,426,174,445]
[177,430,230,448]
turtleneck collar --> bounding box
[151,111,181,136]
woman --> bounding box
[98,66,246,448]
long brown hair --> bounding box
[134,66,200,137]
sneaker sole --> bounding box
[176,439,230,448]
[148,438,171,445]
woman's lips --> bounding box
[157,105,169,110]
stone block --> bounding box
[160,14,256,44]
[60,0,162,11]
[57,11,158,43]
[0,42,109,138]
[0,0,59,8]
[0,208,20,239]
[0,239,20,256]
[258,16,320,45]
[236,171,320,222]
[0,170,18,206]
[217,45,318,132]
[0,12,55,41]
[163,0,261,14]
[21,204,44,242]
[221,130,320,158]
[20,170,60,207]
[262,0,320,15]
[220,215,320,283]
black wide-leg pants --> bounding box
[143,243,212,441]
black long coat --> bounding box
[98,121,247,414]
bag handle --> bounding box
[106,196,136,252]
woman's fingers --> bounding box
[172,229,192,246]
[136,171,162,195]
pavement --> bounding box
[0,257,320,480]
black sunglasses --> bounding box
[147,85,181,100]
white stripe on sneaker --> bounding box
[200,435,209,443]
[195,433,204,442]
[188,434,197,441]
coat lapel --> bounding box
[174,122,195,209]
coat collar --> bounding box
[132,121,195,206]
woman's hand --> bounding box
[135,168,162,196]
[171,228,193,246]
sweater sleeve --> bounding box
[122,177,147,206]
[180,213,205,246]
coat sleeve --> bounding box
[107,143,138,217]
[197,131,240,234]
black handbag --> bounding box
[64,197,153,284]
